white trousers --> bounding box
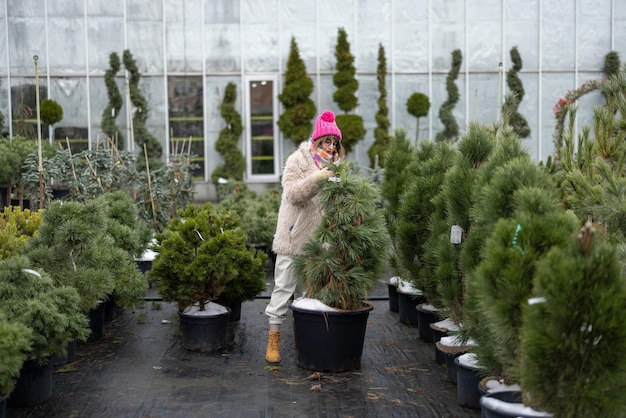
[265,254,305,326]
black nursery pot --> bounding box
[397,290,425,326]
[480,390,553,418]
[87,300,106,342]
[387,283,399,312]
[178,307,231,352]
[7,358,53,407]
[291,303,373,373]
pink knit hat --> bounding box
[311,110,342,142]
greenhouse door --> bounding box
[245,76,279,182]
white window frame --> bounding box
[244,74,280,183]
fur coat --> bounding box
[272,141,331,256]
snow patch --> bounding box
[182,302,229,316]
[440,335,477,347]
[291,298,340,312]
[433,318,459,331]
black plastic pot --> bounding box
[51,339,77,366]
[416,304,439,343]
[179,307,231,352]
[455,355,482,409]
[397,290,424,326]
[480,390,553,418]
[214,299,242,322]
[431,327,448,365]
[0,394,7,418]
[291,303,373,372]
[387,283,399,312]
[7,358,52,407]
[87,300,106,342]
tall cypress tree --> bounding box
[211,82,245,182]
[505,46,530,138]
[277,37,316,146]
[101,52,124,147]
[367,43,391,168]
[435,49,462,143]
[333,28,366,154]
[123,49,163,169]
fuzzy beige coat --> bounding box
[272,141,332,256]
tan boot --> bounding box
[265,330,281,363]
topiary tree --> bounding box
[505,46,530,139]
[123,49,163,169]
[604,50,621,78]
[40,98,63,142]
[40,99,63,127]
[367,43,391,169]
[277,37,316,147]
[406,92,430,143]
[211,82,245,183]
[101,52,124,147]
[333,27,366,154]
[435,49,462,143]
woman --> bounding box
[265,110,345,363]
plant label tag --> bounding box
[328,176,341,183]
[450,225,463,244]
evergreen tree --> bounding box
[211,82,245,182]
[277,37,316,146]
[293,161,389,310]
[425,123,494,323]
[555,68,626,245]
[367,43,391,168]
[406,92,430,142]
[505,46,530,138]
[123,49,163,169]
[396,141,457,299]
[101,52,124,146]
[380,130,417,276]
[520,221,626,417]
[333,28,366,154]
[435,49,462,143]
[464,158,579,382]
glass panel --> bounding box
[249,79,274,176]
[168,76,204,178]
[10,79,48,140]
[49,17,86,73]
[51,77,88,153]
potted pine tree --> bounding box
[150,203,267,352]
[290,160,389,372]
[0,313,31,414]
[25,198,137,341]
[0,256,89,406]
[513,221,626,418]
[466,160,579,416]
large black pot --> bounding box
[386,282,399,312]
[291,303,373,372]
[480,390,553,418]
[87,300,106,342]
[0,394,7,418]
[416,304,440,343]
[179,307,231,352]
[7,358,52,407]
[397,290,425,326]
[455,354,482,409]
